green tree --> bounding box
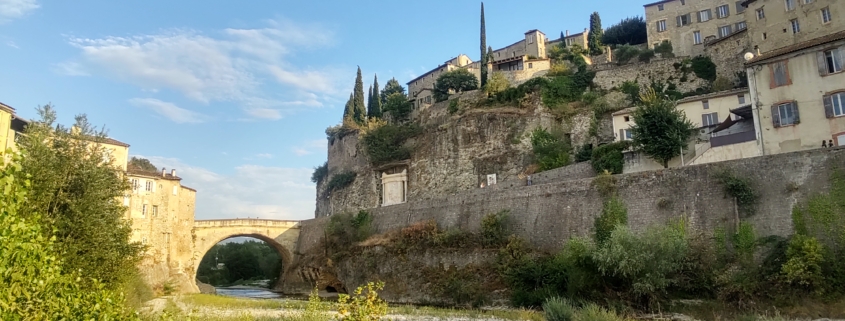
[344,93,355,122]
[588,12,604,56]
[480,2,488,88]
[531,127,571,171]
[128,156,159,173]
[602,16,647,46]
[381,78,405,105]
[433,69,479,102]
[485,71,510,96]
[629,89,696,168]
[17,105,144,291]
[560,31,566,47]
[370,74,382,118]
[381,93,413,121]
[0,151,139,320]
[353,66,366,123]
[367,85,373,119]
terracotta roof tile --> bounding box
[747,30,845,65]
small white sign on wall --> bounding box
[487,174,497,186]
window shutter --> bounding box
[768,64,776,88]
[817,51,829,76]
[701,114,708,126]
[725,6,730,17]
[792,102,800,124]
[839,46,845,68]
[824,95,834,118]
[619,129,624,140]
[714,112,719,124]
[707,9,713,20]
[771,105,781,128]
[697,11,702,22]
[677,16,682,27]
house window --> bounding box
[738,95,746,104]
[624,116,630,122]
[123,196,130,206]
[756,8,765,20]
[770,60,790,87]
[694,31,702,44]
[785,0,796,11]
[736,21,747,31]
[763,32,768,40]
[803,0,813,4]
[703,100,710,109]
[658,4,664,11]
[131,179,139,191]
[680,0,685,5]
[821,48,843,74]
[623,129,633,140]
[677,14,691,27]
[657,20,667,32]
[790,19,800,33]
[528,63,533,69]
[717,5,730,18]
[821,7,832,23]
[152,205,158,217]
[702,113,720,127]
[698,10,711,22]
[172,186,178,195]
[824,92,845,117]
[719,25,733,38]
[145,180,153,192]
[773,102,799,127]
[142,204,147,218]
[736,1,746,13]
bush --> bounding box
[712,76,735,92]
[614,45,641,64]
[714,169,757,217]
[620,81,640,104]
[548,63,571,77]
[543,297,576,321]
[577,303,624,321]
[485,72,510,96]
[602,16,647,46]
[482,210,510,247]
[361,123,421,166]
[691,56,717,82]
[434,69,479,102]
[381,92,413,121]
[326,171,356,192]
[337,282,388,321]
[654,40,674,58]
[590,141,630,174]
[312,161,328,183]
[448,99,460,114]
[638,49,655,63]
[326,211,373,259]
[531,127,572,172]
[780,234,825,290]
[575,144,594,163]
[593,197,628,245]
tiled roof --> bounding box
[127,168,181,180]
[181,185,197,192]
[676,87,749,104]
[746,30,845,65]
[0,101,15,113]
[612,107,637,116]
[643,0,675,8]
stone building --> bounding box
[745,30,845,154]
[612,88,759,173]
[645,0,750,57]
[546,28,590,49]
[407,54,477,110]
[740,0,845,54]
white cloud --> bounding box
[0,0,39,22]
[138,155,316,220]
[52,61,89,76]
[292,139,326,157]
[255,153,273,159]
[62,19,343,119]
[128,98,207,123]
[292,148,311,156]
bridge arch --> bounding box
[191,219,300,290]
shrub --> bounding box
[434,69,479,102]
[780,234,825,290]
[326,171,356,192]
[481,210,510,247]
[593,196,627,245]
[485,71,510,96]
[638,49,655,63]
[548,62,571,76]
[575,144,594,163]
[326,210,373,258]
[614,45,640,65]
[712,76,734,92]
[654,40,674,58]
[381,92,413,121]
[543,297,576,321]
[620,81,640,104]
[714,169,757,217]
[531,127,572,171]
[312,161,328,183]
[361,123,421,166]
[448,99,460,114]
[691,56,717,82]
[337,282,388,321]
[432,266,488,307]
[577,303,624,321]
[590,141,630,174]
[602,16,647,46]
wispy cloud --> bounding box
[128,98,207,123]
[61,18,345,120]
[292,139,326,157]
[52,61,89,76]
[0,0,39,23]
[137,155,315,220]
[6,40,18,48]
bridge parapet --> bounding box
[193,219,301,228]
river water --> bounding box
[215,287,285,299]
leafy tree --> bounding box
[17,105,144,291]
[343,93,355,121]
[382,92,413,121]
[433,69,479,102]
[380,78,405,104]
[590,141,630,174]
[485,71,510,96]
[370,75,382,118]
[480,2,488,88]
[128,156,159,173]
[602,16,647,46]
[197,240,283,286]
[0,151,139,320]
[531,127,571,172]
[353,66,366,123]
[588,12,604,56]
[620,80,641,104]
[629,89,696,168]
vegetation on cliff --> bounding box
[531,127,572,172]
[587,12,604,56]
[434,69,480,102]
[629,88,696,168]
[361,123,421,166]
[601,16,647,46]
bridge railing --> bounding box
[193,219,301,228]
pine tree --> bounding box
[370,74,382,118]
[381,78,405,104]
[353,66,366,123]
[343,93,354,121]
[588,12,604,56]
[480,2,488,88]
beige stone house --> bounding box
[645,0,750,57]
[746,30,845,154]
[547,28,590,49]
[407,54,477,110]
[612,88,759,173]
[741,0,844,54]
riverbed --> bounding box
[214,286,285,299]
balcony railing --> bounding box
[710,130,756,148]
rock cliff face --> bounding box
[315,90,613,218]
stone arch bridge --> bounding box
[190,219,301,291]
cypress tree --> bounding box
[370,74,382,118]
[353,66,366,123]
[480,2,488,88]
[367,85,373,117]
[560,31,566,47]
[343,93,354,122]
[588,12,604,56]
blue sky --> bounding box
[0,0,644,221]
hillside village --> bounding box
[315,0,845,218]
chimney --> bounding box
[171,169,176,177]
[161,167,166,177]
[584,28,588,33]
[565,30,570,36]
[755,45,761,56]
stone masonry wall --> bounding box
[593,56,709,93]
[315,133,380,218]
[705,30,752,86]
